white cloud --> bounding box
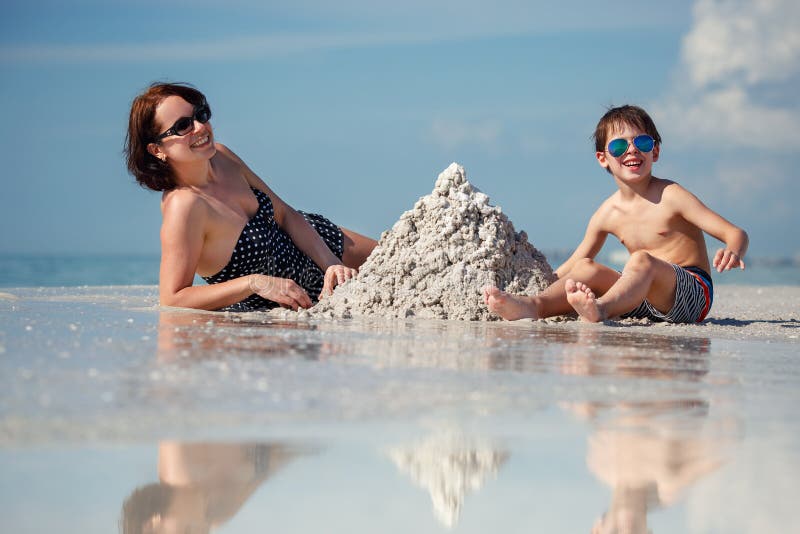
[683,0,800,87]
[427,118,502,152]
[654,0,800,151]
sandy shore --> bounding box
[1,284,798,344]
[583,284,800,343]
[269,284,799,343]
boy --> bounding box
[484,105,748,323]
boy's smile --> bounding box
[623,157,644,171]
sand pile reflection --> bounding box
[387,429,508,527]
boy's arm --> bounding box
[669,184,749,272]
[555,209,609,278]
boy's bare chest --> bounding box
[607,203,684,251]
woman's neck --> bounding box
[173,158,216,188]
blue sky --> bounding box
[1,0,798,260]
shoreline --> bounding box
[1,284,798,343]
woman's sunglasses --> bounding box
[155,104,211,141]
[606,134,655,157]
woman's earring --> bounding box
[158,154,167,162]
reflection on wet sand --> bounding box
[156,309,322,362]
[148,313,738,532]
[387,428,508,528]
[313,317,718,379]
[158,309,719,382]
[121,441,305,534]
[587,426,726,534]
[558,329,736,534]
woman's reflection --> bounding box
[156,308,321,363]
[121,441,300,534]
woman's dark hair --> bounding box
[124,82,209,191]
[120,483,174,534]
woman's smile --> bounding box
[190,134,211,148]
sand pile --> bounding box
[312,163,555,321]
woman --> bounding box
[125,82,376,311]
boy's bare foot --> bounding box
[483,286,539,320]
[565,279,605,322]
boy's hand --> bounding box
[713,248,746,272]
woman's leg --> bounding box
[340,227,378,269]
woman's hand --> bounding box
[321,264,358,297]
[249,275,313,310]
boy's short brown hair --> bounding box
[592,104,662,153]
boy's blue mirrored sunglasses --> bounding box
[155,104,211,141]
[607,135,655,157]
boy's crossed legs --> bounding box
[484,251,678,322]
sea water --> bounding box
[0,285,798,533]
[1,252,798,287]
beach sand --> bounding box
[304,283,799,343]
[550,284,800,342]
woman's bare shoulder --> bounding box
[161,188,209,219]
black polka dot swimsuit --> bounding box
[202,187,344,311]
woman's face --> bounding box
[149,95,216,166]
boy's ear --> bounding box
[596,150,610,171]
[652,144,660,162]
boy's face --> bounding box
[595,123,659,183]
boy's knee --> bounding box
[626,251,655,270]
[572,258,613,280]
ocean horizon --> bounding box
[1,251,797,288]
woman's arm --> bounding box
[158,190,312,310]
[158,190,250,309]
[216,144,356,295]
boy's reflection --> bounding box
[587,425,725,534]
[558,328,735,534]
[121,441,302,534]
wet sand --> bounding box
[0,283,797,441]
[0,284,798,533]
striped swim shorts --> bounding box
[621,265,714,323]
